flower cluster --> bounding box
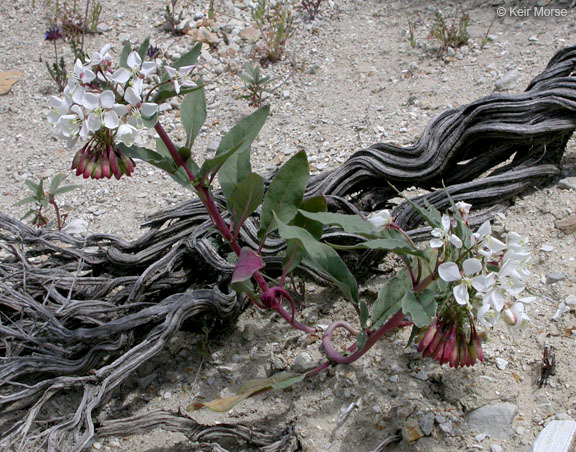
[415,202,533,366]
[46,43,197,179]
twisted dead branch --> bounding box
[1,46,575,451]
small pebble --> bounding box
[495,357,508,370]
[490,445,503,452]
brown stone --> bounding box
[189,27,219,45]
[555,215,576,234]
[238,27,261,42]
[403,418,424,442]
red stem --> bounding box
[322,310,405,364]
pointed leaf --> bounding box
[188,372,305,412]
[152,84,202,103]
[53,185,80,195]
[332,238,425,257]
[291,196,327,240]
[218,105,270,200]
[49,173,65,193]
[118,143,180,175]
[231,248,264,291]
[401,290,436,328]
[198,140,245,182]
[371,269,412,329]
[13,196,37,207]
[181,87,206,149]
[229,172,264,227]
[359,301,369,329]
[282,239,304,275]
[275,215,358,304]
[356,330,368,352]
[297,210,379,236]
[137,37,151,61]
[119,40,132,69]
[259,152,309,239]
[173,42,202,69]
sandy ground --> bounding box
[0,0,575,451]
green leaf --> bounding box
[275,215,358,304]
[152,84,202,103]
[332,238,425,258]
[118,143,178,174]
[359,301,369,329]
[24,179,39,194]
[229,172,264,227]
[181,87,206,149]
[119,40,132,69]
[259,151,309,240]
[173,42,202,69]
[48,173,65,193]
[401,290,436,328]
[282,239,304,275]
[371,269,412,329]
[297,210,378,236]
[291,196,327,240]
[218,105,270,200]
[231,247,264,294]
[198,140,245,183]
[356,331,368,352]
[21,209,37,220]
[188,371,306,412]
[13,196,37,207]
[53,185,80,195]
[141,111,158,128]
[137,37,150,61]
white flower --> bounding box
[70,59,96,87]
[89,43,112,67]
[367,209,392,230]
[430,214,462,249]
[47,95,72,124]
[439,258,482,305]
[455,201,472,220]
[116,124,139,146]
[59,104,89,138]
[502,301,530,336]
[124,86,158,128]
[164,64,197,94]
[82,90,124,132]
[111,51,156,84]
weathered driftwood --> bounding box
[0,46,575,452]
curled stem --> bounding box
[322,310,405,364]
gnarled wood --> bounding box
[1,46,575,451]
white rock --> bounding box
[495,357,508,370]
[565,295,576,306]
[552,302,570,321]
[531,420,576,452]
[539,244,554,252]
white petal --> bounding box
[179,65,195,75]
[173,79,181,94]
[485,235,506,253]
[430,238,444,248]
[111,67,131,83]
[462,258,482,276]
[100,90,116,109]
[472,273,494,292]
[489,289,506,312]
[140,102,158,117]
[73,59,84,76]
[87,112,101,132]
[141,61,157,76]
[124,86,141,106]
[453,284,469,305]
[438,262,461,282]
[449,234,462,249]
[82,68,96,83]
[82,92,99,110]
[117,124,138,146]
[476,220,492,238]
[164,66,177,79]
[104,110,119,129]
[368,210,392,229]
[113,104,129,117]
[441,214,451,232]
[127,51,142,69]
